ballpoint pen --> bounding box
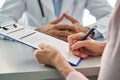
[69,24,97,54]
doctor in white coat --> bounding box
[0,0,112,41]
[34,1,120,80]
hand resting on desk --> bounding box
[34,43,76,78]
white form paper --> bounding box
[0,24,82,66]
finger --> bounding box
[50,15,64,24]
[81,47,93,56]
[34,50,40,56]
[68,33,85,49]
[54,35,68,42]
[63,13,78,23]
[68,33,85,42]
[52,30,70,42]
[73,50,88,58]
[54,24,76,31]
[78,48,89,58]
[54,30,73,38]
[39,43,50,50]
[34,50,46,64]
[71,40,89,50]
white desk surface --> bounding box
[0,39,101,80]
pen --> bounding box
[80,25,97,41]
[69,25,97,54]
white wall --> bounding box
[108,0,117,7]
[0,0,5,8]
[83,0,117,26]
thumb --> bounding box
[63,13,78,24]
[71,41,87,50]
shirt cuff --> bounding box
[66,71,89,80]
[87,24,104,39]
[93,29,104,39]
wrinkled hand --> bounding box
[34,43,75,78]
[34,43,67,67]
[36,15,76,42]
[68,32,105,58]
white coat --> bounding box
[0,0,112,38]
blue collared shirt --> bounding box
[53,0,63,17]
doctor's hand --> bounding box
[68,33,105,58]
[63,13,94,38]
[34,43,75,78]
[36,15,75,42]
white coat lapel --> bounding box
[61,0,74,14]
[41,0,54,13]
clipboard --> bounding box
[0,24,82,66]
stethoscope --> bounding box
[37,0,79,18]
[38,0,45,17]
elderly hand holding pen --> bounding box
[68,32,106,58]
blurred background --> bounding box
[0,0,117,26]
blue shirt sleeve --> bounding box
[88,24,104,39]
